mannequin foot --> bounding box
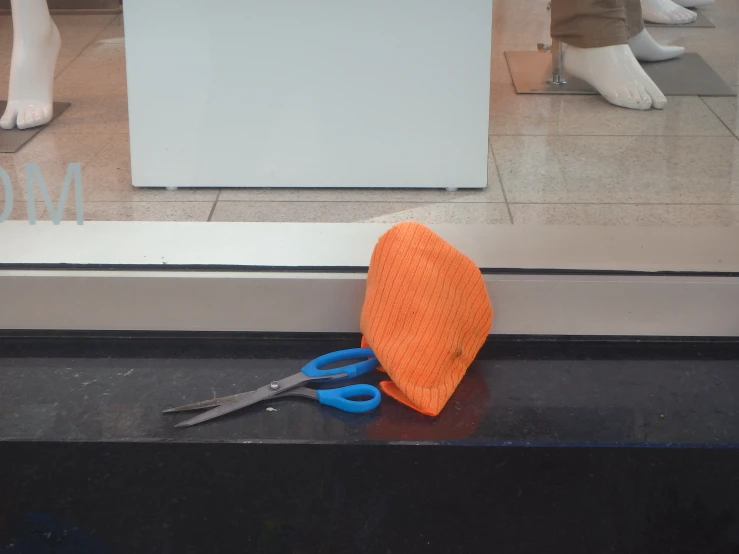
[628,29,685,62]
[564,44,667,110]
[673,0,713,7]
[641,0,699,24]
[1,19,61,130]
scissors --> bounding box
[164,348,381,427]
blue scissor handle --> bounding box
[315,384,381,413]
[301,348,379,381]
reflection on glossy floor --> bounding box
[1,2,739,226]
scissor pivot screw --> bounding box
[269,381,280,390]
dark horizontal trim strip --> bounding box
[2,263,738,278]
[2,331,739,359]
[1,438,739,449]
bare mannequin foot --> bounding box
[564,44,667,110]
[1,18,61,130]
[641,0,699,24]
[628,29,685,62]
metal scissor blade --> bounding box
[163,391,251,413]
[174,393,261,427]
[173,372,315,428]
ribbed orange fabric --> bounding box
[368,370,490,440]
[360,222,493,416]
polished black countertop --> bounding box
[2,335,739,554]
[1,335,737,446]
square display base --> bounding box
[0,102,71,153]
[505,52,736,97]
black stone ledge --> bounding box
[0,335,737,445]
[1,335,739,553]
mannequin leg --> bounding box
[564,45,666,110]
[640,0,698,24]
[552,0,666,110]
[629,29,684,61]
[625,0,685,61]
[0,0,61,130]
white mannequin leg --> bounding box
[628,29,684,62]
[640,0,699,24]
[564,44,667,110]
[0,0,61,130]
[673,0,714,7]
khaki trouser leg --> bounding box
[624,0,646,40]
[551,0,644,48]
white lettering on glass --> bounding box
[0,163,84,225]
[0,167,12,222]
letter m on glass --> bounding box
[1,163,84,225]
[25,162,85,225]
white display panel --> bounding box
[123,0,493,189]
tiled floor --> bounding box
[1,0,739,225]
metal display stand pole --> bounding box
[537,41,567,86]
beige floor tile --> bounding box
[511,203,739,227]
[55,15,120,73]
[0,201,46,222]
[212,201,511,224]
[492,0,551,48]
[698,0,739,19]
[703,88,739,137]
[357,203,511,224]
[53,20,127,96]
[47,85,129,135]
[219,151,504,202]
[491,84,731,136]
[490,0,552,84]
[56,201,214,222]
[54,49,127,97]
[491,45,523,85]
[492,135,739,204]
[97,14,124,42]
[80,135,219,202]
[1,133,113,202]
[648,20,737,48]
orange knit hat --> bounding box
[360,222,493,416]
